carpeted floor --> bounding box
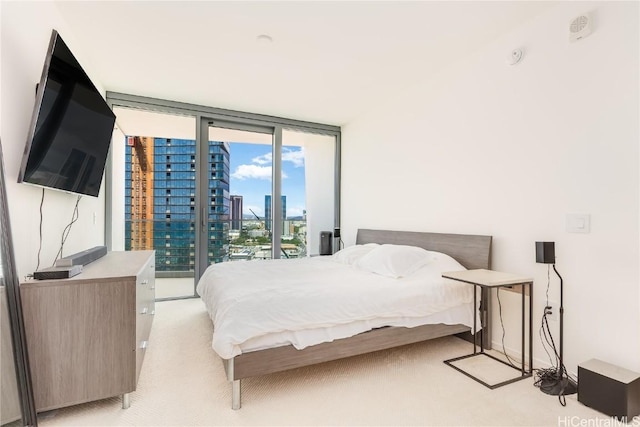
[38,298,610,426]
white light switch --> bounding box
[566,214,590,233]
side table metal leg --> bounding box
[521,284,525,374]
[529,282,533,374]
[473,285,478,354]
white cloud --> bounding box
[231,164,272,180]
[234,148,302,181]
[250,149,304,168]
[231,164,288,180]
[252,153,272,165]
[282,148,304,168]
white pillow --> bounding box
[332,243,379,265]
[354,244,435,278]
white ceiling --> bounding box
[55,1,556,127]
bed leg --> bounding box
[232,379,241,410]
[122,393,130,409]
[226,357,242,410]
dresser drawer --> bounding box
[135,253,155,382]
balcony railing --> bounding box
[125,218,308,277]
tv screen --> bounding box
[18,29,115,197]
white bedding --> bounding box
[197,250,478,359]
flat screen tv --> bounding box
[18,29,115,197]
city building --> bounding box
[230,195,243,230]
[208,141,231,264]
[264,195,286,234]
[125,137,230,272]
[125,136,154,252]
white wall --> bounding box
[284,130,336,256]
[1,2,107,278]
[341,1,639,374]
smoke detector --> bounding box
[569,13,593,42]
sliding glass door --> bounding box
[107,92,341,299]
[205,124,275,263]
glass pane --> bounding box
[115,107,196,299]
[282,129,336,256]
[208,127,273,262]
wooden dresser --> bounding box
[20,250,155,412]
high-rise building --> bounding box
[264,195,286,233]
[230,195,243,230]
[125,137,230,272]
[208,141,231,264]
[125,136,154,252]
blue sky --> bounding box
[228,142,306,218]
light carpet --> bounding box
[38,298,610,426]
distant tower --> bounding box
[230,195,243,230]
[264,195,286,233]
[265,195,272,231]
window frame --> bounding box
[105,92,341,288]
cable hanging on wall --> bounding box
[533,241,577,406]
[53,195,82,264]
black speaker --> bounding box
[535,241,555,264]
[34,265,83,280]
[578,359,640,420]
[320,231,333,255]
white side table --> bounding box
[442,269,533,389]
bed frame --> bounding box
[223,229,492,409]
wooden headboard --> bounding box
[356,229,492,270]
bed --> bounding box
[197,229,492,409]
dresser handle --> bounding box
[150,286,155,290]
[140,341,148,350]
[140,279,148,285]
[140,307,148,315]
[151,310,155,315]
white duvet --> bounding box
[197,251,477,359]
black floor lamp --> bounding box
[535,241,577,397]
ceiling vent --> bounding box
[569,13,593,42]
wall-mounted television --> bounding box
[18,29,115,197]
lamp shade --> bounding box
[536,241,555,264]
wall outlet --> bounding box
[545,301,559,322]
